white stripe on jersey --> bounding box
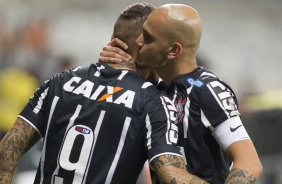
[182,101,190,138]
[148,152,184,169]
[93,110,106,148]
[146,114,152,149]
[33,87,49,114]
[51,105,83,182]
[207,83,230,118]
[73,66,81,71]
[160,96,172,145]
[18,115,43,137]
[141,82,153,89]
[183,86,193,138]
[105,117,131,183]
[172,86,178,102]
[40,96,59,184]
[117,70,128,80]
[69,105,82,127]
[83,110,106,184]
[200,71,217,78]
[200,109,212,129]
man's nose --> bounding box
[136,34,143,48]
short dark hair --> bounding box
[117,2,154,22]
[112,3,155,55]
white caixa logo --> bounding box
[209,81,240,117]
[161,96,178,145]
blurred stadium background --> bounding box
[0,0,281,183]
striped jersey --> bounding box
[19,63,181,184]
[153,67,248,184]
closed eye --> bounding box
[143,29,154,43]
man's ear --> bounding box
[167,42,182,59]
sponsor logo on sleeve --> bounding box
[186,78,203,87]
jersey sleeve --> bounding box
[198,79,250,149]
[142,86,182,164]
[213,116,250,150]
[18,79,52,137]
[198,79,240,128]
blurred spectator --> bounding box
[239,90,282,184]
[0,17,56,82]
[0,18,17,68]
[22,18,49,53]
[0,67,38,133]
[18,17,54,82]
[243,89,282,111]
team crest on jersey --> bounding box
[186,78,203,87]
[174,95,187,124]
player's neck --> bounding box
[158,57,197,87]
[108,62,136,72]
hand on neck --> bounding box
[108,62,136,72]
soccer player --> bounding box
[99,4,263,184]
[0,3,208,184]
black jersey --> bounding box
[154,67,245,184]
[19,63,181,184]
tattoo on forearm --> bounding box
[153,154,186,170]
[225,168,256,184]
[189,177,210,184]
[152,155,208,184]
[0,118,40,184]
[0,173,12,184]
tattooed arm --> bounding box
[0,118,40,184]
[225,140,263,184]
[151,154,209,184]
[225,168,256,184]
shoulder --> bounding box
[195,70,240,117]
[50,65,91,82]
[193,69,235,95]
[197,69,223,87]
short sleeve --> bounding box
[198,79,240,128]
[18,79,51,137]
[142,87,182,163]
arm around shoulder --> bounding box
[0,118,40,184]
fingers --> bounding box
[99,45,132,64]
[103,45,131,59]
[99,56,123,64]
[108,38,128,50]
[99,38,132,64]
